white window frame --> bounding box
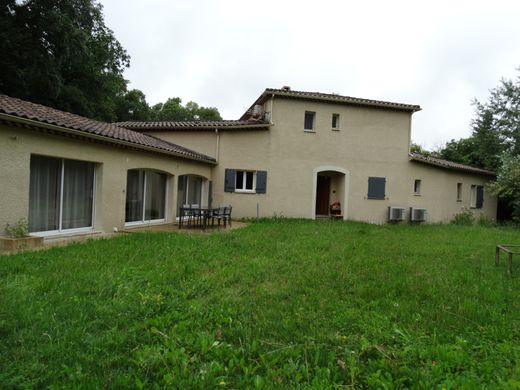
[470,185,477,208]
[31,157,96,237]
[235,170,256,193]
[332,113,340,130]
[124,170,168,227]
[413,179,421,195]
[304,111,316,132]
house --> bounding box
[0,87,497,240]
[120,87,497,224]
[0,95,214,238]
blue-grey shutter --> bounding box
[476,185,484,209]
[367,177,386,199]
[208,181,213,207]
[256,171,267,194]
[224,169,236,192]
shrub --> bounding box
[5,218,29,238]
[451,209,474,226]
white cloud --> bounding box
[101,0,520,149]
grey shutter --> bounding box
[476,185,484,209]
[224,169,236,192]
[208,181,213,207]
[256,171,267,194]
[367,177,386,200]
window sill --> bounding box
[32,228,99,239]
[124,219,166,227]
[456,200,462,202]
[414,193,421,196]
[235,189,255,194]
[331,128,340,131]
[303,129,316,133]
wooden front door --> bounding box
[316,176,330,215]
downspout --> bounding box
[269,94,275,124]
[215,128,220,163]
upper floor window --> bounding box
[332,113,340,130]
[414,179,421,195]
[304,111,315,131]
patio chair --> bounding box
[191,204,201,226]
[212,204,232,228]
[181,204,191,227]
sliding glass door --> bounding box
[176,175,203,212]
[29,155,95,233]
[125,169,167,224]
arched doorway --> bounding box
[313,167,349,219]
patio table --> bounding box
[178,206,219,229]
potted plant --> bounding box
[0,219,43,251]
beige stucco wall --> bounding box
[0,124,212,237]
[208,97,496,223]
[119,96,498,224]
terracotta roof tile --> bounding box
[0,94,215,163]
[116,119,269,131]
[409,153,495,176]
[241,88,421,119]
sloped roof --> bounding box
[409,153,495,176]
[0,95,215,163]
[117,119,269,131]
[241,87,421,120]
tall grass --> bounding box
[1,220,520,388]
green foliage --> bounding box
[1,220,520,387]
[0,0,130,122]
[438,68,520,173]
[150,97,222,121]
[0,1,223,123]
[450,209,475,225]
[4,218,29,238]
[409,142,435,156]
[488,153,520,222]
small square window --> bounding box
[456,183,462,201]
[414,179,421,195]
[304,111,315,131]
[236,170,254,191]
[332,113,340,130]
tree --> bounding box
[151,98,222,121]
[0,0,129,121]
[115,89,151,121]
[437,70,519,172]
[488,153,520,222]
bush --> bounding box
[5,219,29,238]
[451,209,474,226]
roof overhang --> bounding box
[241,88,421,120]
[409,153,495,177]
[0,113,217,165]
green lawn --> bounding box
[1,220,520,388]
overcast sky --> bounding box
[100,0,520,149]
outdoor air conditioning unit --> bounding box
[388,207,406,222]
[410,208,427,222]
